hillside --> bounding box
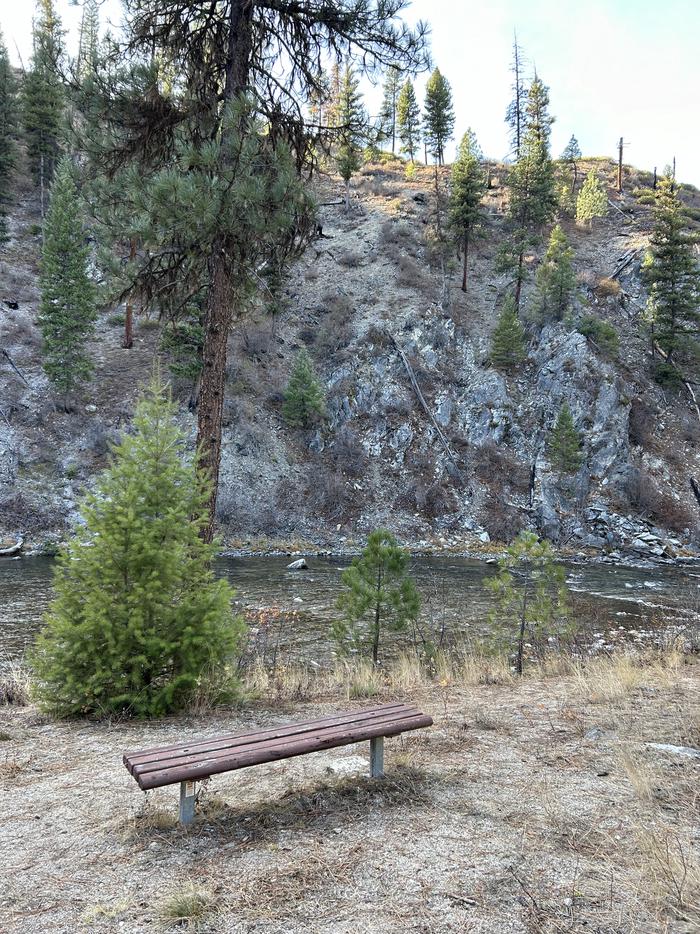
[2,155,700,559]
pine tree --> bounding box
[449,129,486,292]
[561,135,582,193]
[485,531,569,675]
[23,0,64,212]
[533,224,576,323]
[576,170,608,225]
[38,159,96,407]
[336,64,366,211]
[77,0,100,78]
[335,529,420,664]
[505,32,528,158]
[31,374,243,719]
[423,67,454,165]
[308,70,332,129]
[499,73,557,308]
[643,173,700,366]
[0,30,18,246]
[77,1,428,541]
[490,295,526,370]
[378,66,401,153]
[548,403,583,473]
[282,349,326,428]
[397,78,421,163]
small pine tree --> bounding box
[377,66,401,153]
[23,0,65,209]
[560,135,582,193]
[486,531,569,675]
[423,67,454,165]
[335,64,366,210]
[38,159,97,407]
[643,173,700,366]
[449,129,486,293]
[533,224,576,323]
[31,374,244,718]
[335,529,420,664]
[282,349,325,428]
[396,78,421,163]
[0,30,18,245]
[576,171,608,225]
[548,403,583,473]
[491,295,526,370]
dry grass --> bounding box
[158,883,219,930]
[0,662,32,707]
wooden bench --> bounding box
[123,701,432,825]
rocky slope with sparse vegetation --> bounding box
[2,154,700,559]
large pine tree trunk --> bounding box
[198,255,234,535]
[196,0,253,542]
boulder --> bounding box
[287,558,308,570]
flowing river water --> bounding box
[1,554,699,668]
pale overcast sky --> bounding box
[3,0,698,183]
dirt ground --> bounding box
[1,657,699,933]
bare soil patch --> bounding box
[1,660,699,932]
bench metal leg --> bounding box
[369,736,384,778]
[179,781,196,826]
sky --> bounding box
[2,0,699,184]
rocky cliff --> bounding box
[2,157,700,558]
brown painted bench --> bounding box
[123,701,433,825]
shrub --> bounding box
[332,426,367,478]
[577,314,619,355]
[31,374,244,718]
[653,361,683,390]
[481,493,527,544]
[628,398,656,448]
[595,277,621,299]
[474,441,531,493]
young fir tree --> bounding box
[397,78,421,163]
[38,159,96,407]
[486,531,569,675]
[335,529,420,664]
[23,0,64,212]
[0,31,18,246]
[378,66,401,153]
[31,374,243,718]
[77,2,428,541]
[282,349,326,428]
[490,295,526,370]
[449,129,486,292]
[336,64,366,211]
[423,67,454,165]
[548,403,583,473]
[643,172,700,367]
[505,32,528,159]
[533,224,576,323]
[499,73,557,309]
[576,170,608,225]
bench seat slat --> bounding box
[124,702,419,774]
[130,707,423,780]
[133,712,432,790]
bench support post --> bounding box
[179,781,196,826]
[369,736,384,778]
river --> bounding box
[1,554,699,667]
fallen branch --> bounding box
[653,341,700,422]
[610,247,640,280]
[389,333,462,473]
[1,349,30,387]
